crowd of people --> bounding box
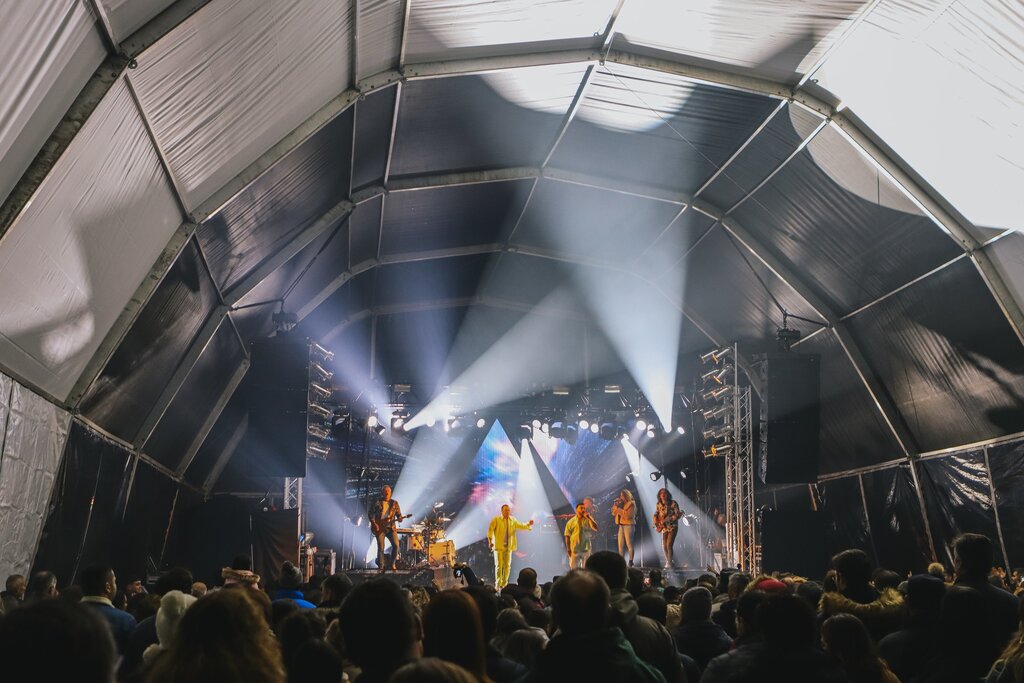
[2,532,1024,682]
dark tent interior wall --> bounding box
[0,0,1022,582]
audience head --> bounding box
[422,589,489,681]
[872,569,902,592]
[832,549,873,592]
[637,591,668,624]
[5,574,26,599]
[586,551,628,590]
[154,590,197,651]
[79,564,117,599]
[517,567,538,590]
[463,585,502,641]
[927,562,948,581]
[821,613,884,677]
[0,598,116,682]
[155,567,194,596]
[648,569,664,588]
[550,570,610,636]
[278,562,303,590]
[496,607,529,640]
[524,606,551,632]
[795,580,823,609]
[728,572,751,599]
[191,581,207,598]
[320,573,353,605]
[681,586,713,623]
[147,588,284,683]
[736,590,768,638]
[954,533,994,581]
[286,640,343,683]
[271,599,300,632]
[627,568,645,598]
[28,570,58,600]
[904,574,945,618]
[663,585,682,604]
[277,610,327,664]
[338,578,419,674]
[390,658,479,683]
[758,593,816,649]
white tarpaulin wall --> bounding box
[0,372,71,579]
[0,0,104,208]
[0,78,182,401]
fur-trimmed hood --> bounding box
[819,588,904,640]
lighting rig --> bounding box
[697,344,757,573]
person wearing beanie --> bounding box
[273,562,315,609]
[142,590,198,668]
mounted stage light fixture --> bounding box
[367,414,380,428]
[704,442,733,457]
[701,366,732,386]
[307,424,329,440]
[589,422,600,434]
[308,402,332,420]
[310,362,333,382]
[307,443,329,459]
[701,385,732,403]
[476,417,486,429]
[310,382,332,401]
[700,347,732,365]
[650,470,663,482]
[599,422,618,440]
[310,342,334,362]
[701,405,730,422]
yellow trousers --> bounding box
[494,550,512,588]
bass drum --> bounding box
[428,540,456,567]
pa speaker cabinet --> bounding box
[759,353,820,484]
[760,509,826,578]
[245,338,309,477]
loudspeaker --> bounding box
[244,338,309,477]
[760,509,826,577]
[759,353,820,483]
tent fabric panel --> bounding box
[984,234,1024,318]
[701,102,822,209]
[389,65,583,176]
[680,227,824,345]
[32,420,133,585]
[352,87,397,191]
[917,451,1000,569]
[988,439,1024,570]
[183,394,246,488]
[731,124,961,314]
[816,477,872,564]
[113,459,179,581]
[381,180,533,256]
[861,464,932,574]
[357,0,403,81]
[0,0,105,208]
[143,321,247,468]
[798,330,903,475]
[283,225,351,317]
[550,66,779,194]
[98,0,176,40]
[197,108,352,292]
[633,208,717,277]
[405,0,616,61]
[303,271,376,342]
[372,307,472,394]
[515,179,682,262]
[79,240,221,443]
[232,228,337,316]
[479,254,571,308]
[613,0,868,83]
[374,255,493,308]
[0,377,71,579]
[349,195,384,266]
[813,0,1024,235]
[0,78,182,401]
[845,258,1024,453]
[131,0,354,211]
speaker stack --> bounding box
[758,353,821,484]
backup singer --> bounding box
[487,504,534,589]
[653,488,681,568]
[611,489,637,566]
[564,502,598,569]
[369,486,410,572]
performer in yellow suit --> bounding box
[487,504,534,589]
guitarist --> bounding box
[370,486,410,571]
[653,488,682,569]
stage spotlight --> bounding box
[391,417,406,432]
[706,443,733,457]
[307,443,330,458]
[646,426,656,438]
[310,342,334,362]
[702,405,730,422]
[308,402,332,420]
[700,347,732,364]
[552,386,571,396]
[517,423,533,441]
[701,386,731,402]
[310,382,332,401]
[310,362,333,382]
[603,384,621,394]
[476,417,486,428]
[650,470,663,482]
[599,423,617,440]
[307,424,329,440]
[370,423,386,437]
[590,422,600,434]
[701,366,731,385]
[450,417,462,430]
[625,473,633,482]
[532,419,542,430]
[636,418,648,431]
[620,433,629,442]
[579,418,590,430]
[703,424,732,441]
[541,421,550,434]
[367,414,379,428]
[426,417,437,428]
[676,426,686,435]
[564,425,578,445]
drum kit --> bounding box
[396,508,455,568]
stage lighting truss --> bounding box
[698,342,757,574]
[306,339,336,462]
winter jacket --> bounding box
[609,588,685,683]
[672,619,733,671]
[520,627,666,683]
[819,588,904,641]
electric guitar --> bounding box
[654,507,681,533]
[370,510,412,536]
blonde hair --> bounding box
[621,490,634,502]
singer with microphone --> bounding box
[611,489,637,567]
[564,502,598,569]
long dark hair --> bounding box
[821,613,888,683]
[422,590,493,683]
[657,488,671,503]
[996,596,1024,681]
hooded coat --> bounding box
[609,588,686,683]
[819,588,904,642]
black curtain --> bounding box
[861,464,932,575]
[252,509,299,588]
[988,440,1024,570]
[817,476,873,564]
